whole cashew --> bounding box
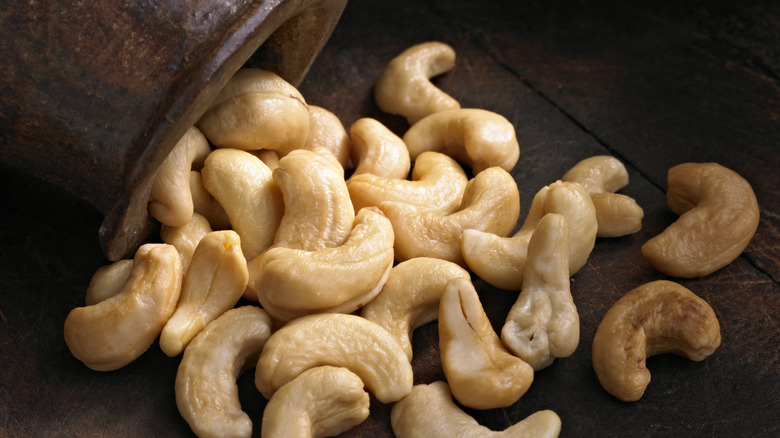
[255,312,413,404]
[189,171,231,230]
[84,259,134,306]
[641,162,760,278]
[261,366,370,438]
[160,212,213,274]
[175,305,273,438]
[303,105,351,170]
[64,243,182,371]
[402,108,520,174]
[391,381,562,438]
[196,68,310,153]
[348,151,468,215]
[349,117,411,179]
[462,180,597,290]
[381,166,520,266]
[374,41,461,125]
[501,213,579,370]
[592,280,721,402]
[360,257,471,361]
[439,277,534,409]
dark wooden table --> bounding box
[1,1,778,436]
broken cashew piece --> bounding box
[391,381,562,438]
[303,105,351,170]
[160,212,213,275]
[255,313,413,404]
[402,108,519,174]
[64,243,182,371]
[374,41,460,125]
[349,117,411,179]
[176,305,273,438]
[84,259,134,306]
[501,213,579,370]
[261,366,370,438]
[642,162,760,278]
[439,277,534,409]
[592,280,721,402]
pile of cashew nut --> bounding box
[63,40,759,437]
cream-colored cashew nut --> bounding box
[255,313,413,403]
[501,213,579,370]
[160,212,213,274]
[196,68,309,153]
[382,166,520,266]
[64,243,182,371]
[261,366,370,438]
[349,117,411,179]
[176,305,273,438]
[592,280,721,402]
[303,105,351,170]
[189,171,231,230]
[248,207,394,322]
[641,162,760,278]
[402,108,520,174]
[360,257,471,361]
[391,381,562,438]
[84,259,134,306]
[439,277,534,409]
[462,180,597,290]
[374,41,460,125]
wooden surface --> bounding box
[1,0,779,436]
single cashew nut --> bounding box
[402,108,520,174]
[84,259,134,306]
[391,381,562,438]
[462,180,597,290]
[592,280,721,402]
[641,162,760,278]
[189,171,231,230]
[255,313,413,403]
[64,243,182,371]
[196,68,309,153]
[160,212,213,274]
[439,277,534,409]
[261,366,370,438]
[360,257,471,361]
[303,105,351,170]
[501,213,579,370]
[349,117,411,179]
[374,41,461,125]
[176,305,273,438]
[382,166,520,266]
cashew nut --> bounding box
[439,277,534,409]
[248,207,394,322]
[160,230,249,357]
[381,166,520,266]
[391,381,562,438]
[641,162,760,278]
[160,212,213,274]
[175,305,273,438]
[84,259,134,306]
[255,312,413,404]
[592,280,721,402]
[303,105,351,170]
[402,108,520,174]
[360,257,471,361]
[349,117,411,179]
[374,41,460,125]
[501,213,579,370]
[64,243,182,371]
[196,68,309,153]
[462,180,597,290]
[189,171,231,230]
[249,148,280,170]
[261,366,370,438]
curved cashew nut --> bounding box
[189,171,231,230]
[160,212,213,274]
[248,207,394,322]
[64,243,182,371]
[196,68,310,153]
[175,305,273,438]
[462,180,597,290]
[374,41,460,125]
[402,108,520,174]
[261,366,370,438]
[148,126,212,227]
[501,213,579,370]
[160,230,248,357]
[561,155,643,237]
[84,259,134,306]
[641,162,759,278]
[391,381,562,438]
[303,105,351,170]
[439,277,534,409]
[360,257,471,361]
[348,151,468,215]
[592,280,721,402]
[255,313,413,403]
[349,117,411,179]
[382,166,520,266]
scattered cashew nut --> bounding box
[160,212,213,274]
[303,105,351,170]
[349,117,411,179]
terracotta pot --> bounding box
[0,0,347,260]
